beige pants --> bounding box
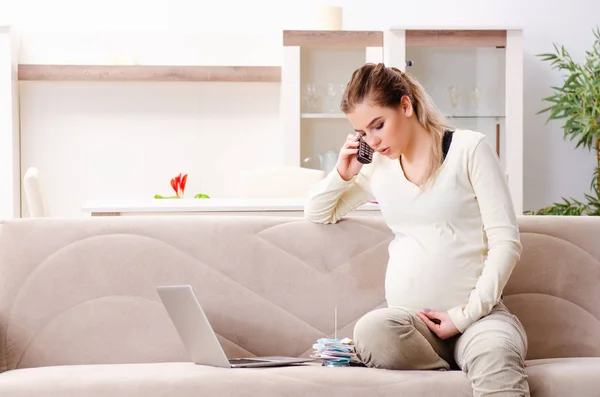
[353,301,530,397]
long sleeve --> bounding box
[304,166,374,224]
[447,137,523,333]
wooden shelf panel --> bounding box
[283,30,383,47]
[406,30,506,47]
[283,29,505,48]
[17,65,282,82]
[301,113,346,119]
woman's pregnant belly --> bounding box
[384,231,485,313]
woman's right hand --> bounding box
[337,134,364,181]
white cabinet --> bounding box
[281,27,524,214]
[383,27,523,214]
[280,30,383,172]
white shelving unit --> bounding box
[281,27,523,214]
[2,27,524,217]
[280,30,384,171]
[17,65,281,82]
[300,113,346,119]
[384,26,523,214]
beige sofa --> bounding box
[0,215,599,396]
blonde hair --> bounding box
[341,63,451,187]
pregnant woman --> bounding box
[304,63,529,397]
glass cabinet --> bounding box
[281,30,383,175]
[281,27,523,214]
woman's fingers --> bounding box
[342,148,359,157]
[417,312,440,335]
[345,138,359,148]
[346,134,359,143]
[422,310,442,324]
[340,134,360,161]
[342,135,359,154]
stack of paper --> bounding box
[311,337,357,366]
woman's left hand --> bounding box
[417,309,460,340]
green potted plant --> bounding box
[526,27,600,215]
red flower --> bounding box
[170,177,179,197]
[180,174,188,196]
[170,173,188,198]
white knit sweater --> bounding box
[304,129,522,332]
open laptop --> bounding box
[157,285,315,368]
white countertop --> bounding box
[82,198,380,213]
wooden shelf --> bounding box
[283,30,383,47]
[301,113,346,119]
[405,30,506,47]
[283,29,505,49]
[17,65,282,82]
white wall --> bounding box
[0,27,20,219]
[15,31,284,217]
[19,81,281,216]
[3,0,599,216]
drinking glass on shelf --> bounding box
[470,86,481,110]
[448,84,460,109]
[303,83,320,113]
[339,83,347,105]
[303,156,319,169]
[325,83,338,113]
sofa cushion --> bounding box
[1,358,598,397]
[525,357,600,397]
[0,362,472,397]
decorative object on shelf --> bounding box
[302,157,318,169]
[320,149,338,174]
[448,84,460,110]
[325,83,338,113]
[153,194,210,199]
[172,173,187,198]
[303,83,320,113]
[525,26,600,216]
[470,86,481,110]
[315,6,343,31]
[303,149,338,173]
[154,173,210,199]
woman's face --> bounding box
[346,97,414,160]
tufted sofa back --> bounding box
[0,215,598,371]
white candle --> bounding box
[316,6,343,30]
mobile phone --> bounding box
[357,135,373,164]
